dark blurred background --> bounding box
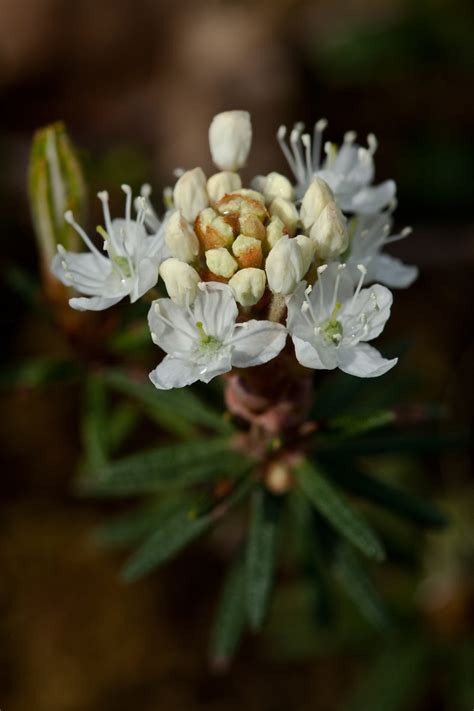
[1,1,473,709]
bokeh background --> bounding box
[1,0,473,709]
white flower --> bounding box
[148,282,286,389]
[209,110,252,171]
[277,121,396,214]
[51,185,164,311]
[344,214,418,288]
[287,263,397,377]
[173,168,209,222]
[265,235,314,295]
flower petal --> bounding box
[130,257,159,302]
[149,356,200,390]
[69,295,124,311]
[341,283,393,342]
[198,349,233,383]
[292,336,337,370]
[372,254,419,289]
[193,282,238,343]
[349,180,396,214]
[337,343,397,378]
[230,321,287,368]
[148,298,197,355]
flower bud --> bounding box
[300,177,334,229]
[239,213,266,241]
[173,167,208,222]
[261,172,294,203]
[215,193,267,223]
[232,188,265,204]
[164,210,200,263]
[295,234,317,275]
[205,248,238,279]
[206,171,242,203]
[265,235,305,295]
[209,110,252,171]
[265,215,285,250]
[194,207,234,250]
[228,268,266,306]
[309,202,348,259]
[29,121,87,271]
[269,197,299,236]
[159,258,200,305]
[232,235,262,268]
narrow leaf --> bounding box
[245,487,282,630]
[80,437,252,496]
[295,460,385,562]
[327,460,447,528]
[209,555,246,670]
[94,501,184,547]
[334,542,390,629]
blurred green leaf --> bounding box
[328,409,395,437]
[107,403,139,453]
[326,459,447,528]
[81,373,109,470]
[95,498,190,547]
[296,460,385,562]
[80,437,252,496]
[0,357,79,389]
[346,639,429,711]
[334,542,390,629]
[245,488,282,631]
[101,369,233,437]
[209,554,246,669]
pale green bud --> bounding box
[159,258,200,305]
[205,247,238,278]
[164,210,200,263]
[228,268,266,306]
[300,177,334,229]
[309,202,348,259]
[269,197,299,236]
[206,171,242,203]
[173,167,208,222]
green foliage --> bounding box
[0,357,79,389]
[79,436,252,496]
[334,542,390,629]
[295,460,385,562]
[245,488,283,630]
[209,555,246,669]
[94,501,181,547]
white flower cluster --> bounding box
[52,110,418,389]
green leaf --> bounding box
[346,640,429,711]
[120,503,211,582]
[334,542,390,629]
[328,409,395,437]
[326,460,447,528]
[209,555,246,669]
[295,460,385,562]
[0,357,79,389]
[245,487,282,630]
[95,499,190,547]
[315,430,468,455]
[81,373,109,470]
[121,478,253,582]
[101,369,233,437]
[80,437,252,496]
[107,403,139,453]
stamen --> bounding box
[344,131,357,144]
[121,184,132,226]
[64,210,103,260]
[350,264,367,311]
[385,225,413,245]
[312,118,327,168]
[290,126,306,184]
[140,183,152,199]
[301,133,313,184]
[331,263,346,311]
[277,125,298,178]
[367,133,378,155]
[97,191,122,256]
[317,264,328,317]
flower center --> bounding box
[195,321,222,353]
[320,303,343,345]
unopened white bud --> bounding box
[265,215,285,250]
[261,172,294,203]
[265,235,306,295]
[269,197,299,236]
[209,110,252,171]
[159,258,200,306]
[206,171,242,203]
[173,167,208,223]
[164,210,199,263]
[300,177,334,229]
[309,202,348,259]
[205,248,238,278]
[295,234,316,275]
[228,267,266,306]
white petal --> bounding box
[292,336,337,370]
[193,282,238,343]
[69,295,123,311]
[197,349,233,383]
[230,321,287,368]
[130,257,159,302]
[342,283,393,342]
[337,343,397,378]
[51,250,111,294]
[350,180,396,214]
[149,356,199,390]
[111,218,147,255]
[372,254,419,289]
[148,298,197,355]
